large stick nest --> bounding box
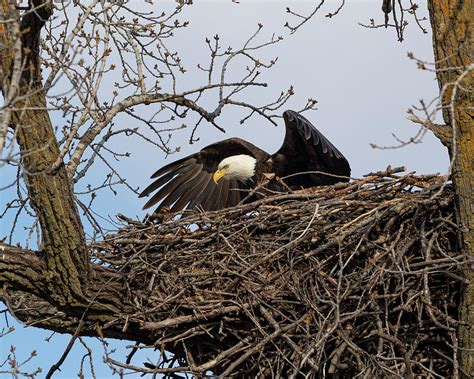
[95,168,467,377]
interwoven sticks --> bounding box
[94,169,466,377]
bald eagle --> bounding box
[140,110,350,213]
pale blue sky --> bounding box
[1,1,448,378]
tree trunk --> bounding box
[0,0,88,306]
[428,1,473,376]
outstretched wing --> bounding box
[139,138,266,214]
[270,110,351,187]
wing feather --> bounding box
[202,180,224,211]
[228,180,242,207]
[150,155,194,179]
[142,163,202,210]
[187,175,215,211]
[157,168,207,212]
[271,110,351,187]
[170,172,209,213]
[215,178,230,211]
[139,162,194,198]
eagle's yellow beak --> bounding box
[213,169,226,183]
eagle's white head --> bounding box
[213,154,257,183]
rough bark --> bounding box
[0,244,140,341]
[0,0,88,306]
[428,1,473,376]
